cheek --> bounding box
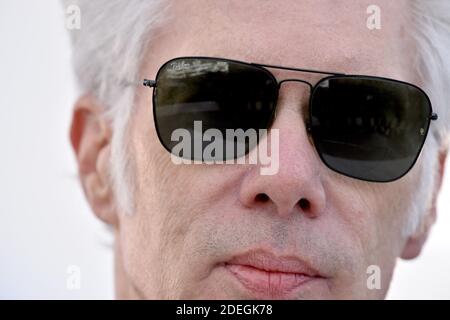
[324,169,419,295]
[371,167,421,253]
[322,175,415,298]
[122,97,249,293]
[331,171,416,250]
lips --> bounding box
[223,250,325,298]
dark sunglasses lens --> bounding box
[310,76,432,182]
[153,58,278,161]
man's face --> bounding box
[117,0,422,299]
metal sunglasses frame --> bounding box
[143,56,438,183]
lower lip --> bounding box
[224,263,318,298]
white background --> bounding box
[0,0,449,299]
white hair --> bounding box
[403,0,450,236]
[63,0,450,236]
[63,0,172,215]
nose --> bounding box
[238,83,327,219]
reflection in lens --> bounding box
[154,57,278,161]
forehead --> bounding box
[148,0,414,80]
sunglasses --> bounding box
[143,56,438,182]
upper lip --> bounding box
[224,249,323,277]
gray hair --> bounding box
[63,0,171,216]
[63,0,450,236]
[404,0,450,236]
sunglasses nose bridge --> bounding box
[272,78,314,135]
[275,78,313,116]
[277,79,313,91]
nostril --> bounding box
[298,198,310,211]
[255,193,270,203]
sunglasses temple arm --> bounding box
[430,113,438,121]
[143,79,157,87]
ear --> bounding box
[70,95,118,226]
[401,148,448,259]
